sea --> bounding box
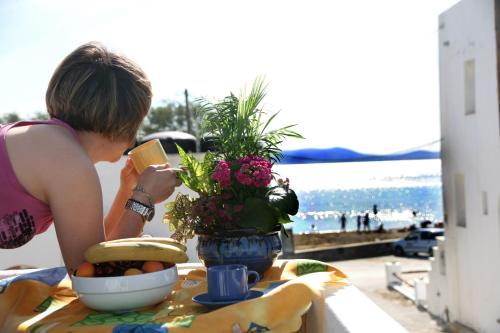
[272,159,443,234]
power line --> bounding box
[386,138,442,156]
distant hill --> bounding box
[279,147,440,164]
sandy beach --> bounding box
[293,229,408,251]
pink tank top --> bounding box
[0,118,79,249]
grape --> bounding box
[164,262,175,269]
[93,261,147,277]
[104,266,114,276]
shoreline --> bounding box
[292,229,409,251]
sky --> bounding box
[0,0,460,153]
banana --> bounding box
[105,237,187,252]
[84,241,188,264]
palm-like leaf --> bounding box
[197,77,302,161]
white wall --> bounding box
[432,0,500,331]
[427,237,449,321]
[0,154,201,269]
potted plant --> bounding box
[164,78,302,274]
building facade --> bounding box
[427,0,500,332]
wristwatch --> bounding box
[125,199,155,222]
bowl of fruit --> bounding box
[72,237,188,311]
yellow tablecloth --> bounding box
[0,259,347,333]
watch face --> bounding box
[146,208,155,221]
[126,199,155,222]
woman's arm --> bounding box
[41,150,106,275]
[46,157,146,274]
[103,187,137,240]
[104,160,181,240]
[104,158,147,239]
[43,153,180,274]
[103,159,135,239]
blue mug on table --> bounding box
[207,264,260,301]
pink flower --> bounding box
[212,160,231,188]
[234,155,273,187]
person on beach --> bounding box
[0,42,181,274]
[340,213,347,232]
[363,212,370,231]
[356,215,361,232]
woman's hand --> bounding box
[137,164,183,203]
[120,158,140,192]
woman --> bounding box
[0,42,180,274]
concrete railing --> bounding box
[385,261,430,307]
[314,283,409,332]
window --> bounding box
[421,231,433,240]
[464,59,476,115]
[443,184,448,225]
[423,231,444,240]
[455,174,466,227]
[405,232,419,241]
[482,191,488,215]
[439,249,446,276]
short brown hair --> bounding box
[46,42,152,142]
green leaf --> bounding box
[196,77,302,162]
[176,145,201,191]
[163,193,196,243]
[176,144,214,194]
[296,260,329,276]
[176,144,192,171]
[278,211,292,225]
[260,111,279,136]
[268,187,299,215]
[202,151,215,179]
[238,197,278,232]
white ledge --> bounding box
[308,284,409,333]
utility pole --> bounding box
[184,89,192,135]
[185,88,200,152]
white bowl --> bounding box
[72,265,178,311]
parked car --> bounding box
[393,228,444,257]
[140,131,196,153]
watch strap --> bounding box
[125,198,154,222]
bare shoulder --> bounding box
[6,124,99,201]
[28,123,83,153]
[34,125,97,183]
[9,123,82,153]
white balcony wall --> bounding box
[430,0,500,331]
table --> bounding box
[0,260,408,333]
[0,260,343,332]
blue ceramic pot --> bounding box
[196,228,282,275]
